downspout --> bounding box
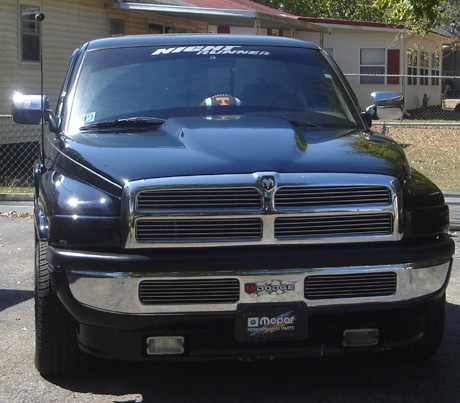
[402,35,406,101]
[320,32,324,48]
[254,19,260,35]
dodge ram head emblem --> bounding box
[261,176,275,191]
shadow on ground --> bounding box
[42,302,460,403]
[0,289,34,311]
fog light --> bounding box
[146,336,185,355]
[343,329,379,347]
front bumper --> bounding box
[64,262,450,314]
[71,288,447,361]
[49,235,454,360]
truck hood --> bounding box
[54,116,407,188]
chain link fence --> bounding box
[345,73,460,127]
[0,116,40,190]
[0,74,459,192]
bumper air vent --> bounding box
[139,278,240,304]
[305,272,397,300]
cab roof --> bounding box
[85,34,319,51]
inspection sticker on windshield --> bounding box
[152,46,270,56]
[80,112,96,124]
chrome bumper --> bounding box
[65,261,451,314]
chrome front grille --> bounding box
[139,278,240,304]
[275,213,393,239]
[136,218,262,242]
[123,173,402,248]
[137,188,262,211]
[304,272,397,300]
[275,185,391,208]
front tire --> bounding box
[35,240,86,376]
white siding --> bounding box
[0,0,208,117]
[302,28,444,110]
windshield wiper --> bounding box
[79,116,165,131]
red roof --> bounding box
[183,0,297,18]
[298,17,407,30]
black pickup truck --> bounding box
[12,35,454,376]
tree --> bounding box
[255,0,443,33]
[378,0,442,32]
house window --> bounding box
[148,23,163,34]
[109,18,125,37]
[431,53,440,86]
[360,48,385,84]
[420,51,429,85]
[20,5,41,62]
[407,50,418,86]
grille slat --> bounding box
[275,185,391,208]
[137,188,262,210]
[305,272,397,300]
[275,214,393,238]
[136,218,262,242]
[139,278,240,304]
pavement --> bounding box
[1,192,460,230]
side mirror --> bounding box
[367,91,404,121]
[12,94,49,125]
[44,109,61,133]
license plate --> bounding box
[236,303,307,342]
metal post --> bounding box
[254,19,260,35]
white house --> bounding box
[0,0,452,131]
[298,18,451,110]
[0,0,328,127]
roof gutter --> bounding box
[105,2,331,33]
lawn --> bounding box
[385,126,460,192]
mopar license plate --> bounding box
[236,303,307,342]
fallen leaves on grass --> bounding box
[386,126,460,192]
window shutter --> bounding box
[387,49,400,85]
[217,26,230,34]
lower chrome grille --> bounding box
[305,272,397,300]
[136,218,262,242]
[139,278,240,304]
[275,213,393,239]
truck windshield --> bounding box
[67,44,361,133]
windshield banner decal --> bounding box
[151,46,270,56]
